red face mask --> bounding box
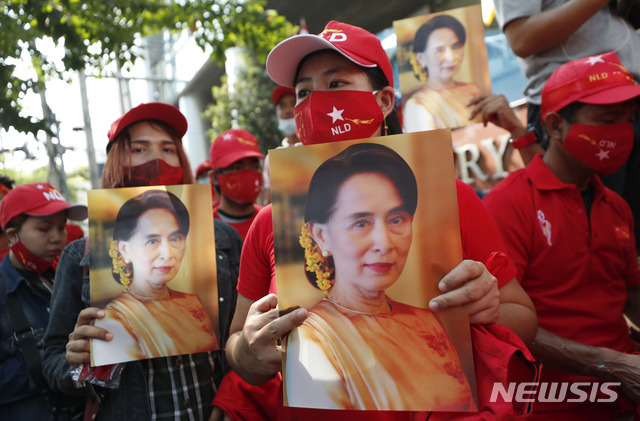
[10,240,58,274]
[563,122,634,174]
[123,159,184,187]
[294,90,384,145]
[218,170,263,204]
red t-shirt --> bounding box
[483,155,640,417]
[213,203,262,241]
[238,179,516,300]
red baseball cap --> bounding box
[541,52,640,120]
[0,183,88,229]
[272,85,295,105]
[266,20,394,89]
[195,160,212,178]
[107,102,188,149]
[209,128,265,170]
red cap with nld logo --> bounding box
[209,128,265,170]
[266,20,394,89]
[541,52,640,120]
[0,183,88,229]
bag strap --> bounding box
[0,270,47,391]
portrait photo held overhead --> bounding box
[87,184,219,366]
[269,131,477,411]
[394,5,492,132]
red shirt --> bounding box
[213,203,262,241]
[484,155,639,417]
[238,179,516,300]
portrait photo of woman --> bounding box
[270,136,476,412]
[395,5,491,132]
[90,187,219,366]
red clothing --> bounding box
[213,203,262,241]
[483,155,640,418]
[238,179,517,300]
[65,223,85,244]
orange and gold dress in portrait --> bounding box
[404,82,482,131]
[284,297,475,411]
[92,289,217,365]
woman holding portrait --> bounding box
[219,20,538,420]
[285,143,474,411]
[91,190,217,366]
[404,15,483,131]
[43,102,242,420]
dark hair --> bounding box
[294,50,402,136]
[4,214,28,234]
[557,101,585,123]
[302,143,417,288]
[113,190,190,242]
[305,143,417,223]
[0,175,15,190]
[111,190,189,284]
[413,15,466,55]
[101,121,194,188]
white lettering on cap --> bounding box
[328,33,347,42]
[43,190,65,202]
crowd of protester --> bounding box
[1,4,640,420]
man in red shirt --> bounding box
[209,128,264,240]
[484,52,640,419]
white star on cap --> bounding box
[327,107,345,123]
[37,184,44,189]
[586,55,605,66]
[596,149,610,161]
[222,133,234,141]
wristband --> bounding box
[510,124,541,149]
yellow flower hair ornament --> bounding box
[109,240,132,287]
[411,54,428,82]
[299,222,334,292]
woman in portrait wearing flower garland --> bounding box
[92,189,217,366]
[284,143,475,411]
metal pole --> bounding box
[78,69,100,189]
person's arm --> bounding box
[225,293,307,385]
[43,239,109,396]
[496,277,538,344]
[531,327,640,403]
[502,0,611,57]
[468,93,544,166]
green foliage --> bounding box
[0,165,49,186]
[204,54,281,155]
[0,163,89,202]
[1,0,296,136]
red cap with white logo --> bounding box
[541,52,640,120]
[107,102,188,151]
[266,20,394,89]
[209,128,265,170]
[0,183,88,229]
